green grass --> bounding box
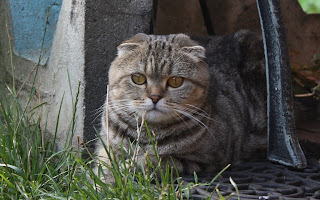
[0,83,235,199]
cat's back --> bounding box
[199,30,267,160]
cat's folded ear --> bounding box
[117,33,149,57]
[174,34,206,62]
[181,45,206,62]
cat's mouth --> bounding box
[145,102,166,113]
[144,107,169,123]
[147,107,165,113]
[143,99,171,122]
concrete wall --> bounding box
[43,0,85,149]
[0,0,85,150]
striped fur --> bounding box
[95,30,267,178]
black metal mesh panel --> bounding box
[181,160,320,199]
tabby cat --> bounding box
[95,30,267,178]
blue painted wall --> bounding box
[9,0,62,65]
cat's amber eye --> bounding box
[131,73,147,85]
[167,77,184,88]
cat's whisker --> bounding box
[108,103,130,108]
[90,104,106,124]
[109,105,145,112]
[91,109,105,124]
[92,107,104,118]
[173,108,214,135]
[109,102,145,109]
[111,100,144,104]
[109,106,131,113]
[108,101,146,115]
[108,99,145,107]
[92,105,105,113]
[171,111,195,134]
[167,103,213,121]
[177,106,210,120]
[177,105,222,124]
[184,104,211,117]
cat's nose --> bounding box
[149,95,162,104]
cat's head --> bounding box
[108,33,210,124]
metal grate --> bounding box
[181,160,320,199]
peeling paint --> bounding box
[9,0,62,65]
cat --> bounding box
[94,30,267,180]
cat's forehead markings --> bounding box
[145,51,172,77]
[140,35,185,78]
[149,35,174,48]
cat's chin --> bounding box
[144,109,171,123]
